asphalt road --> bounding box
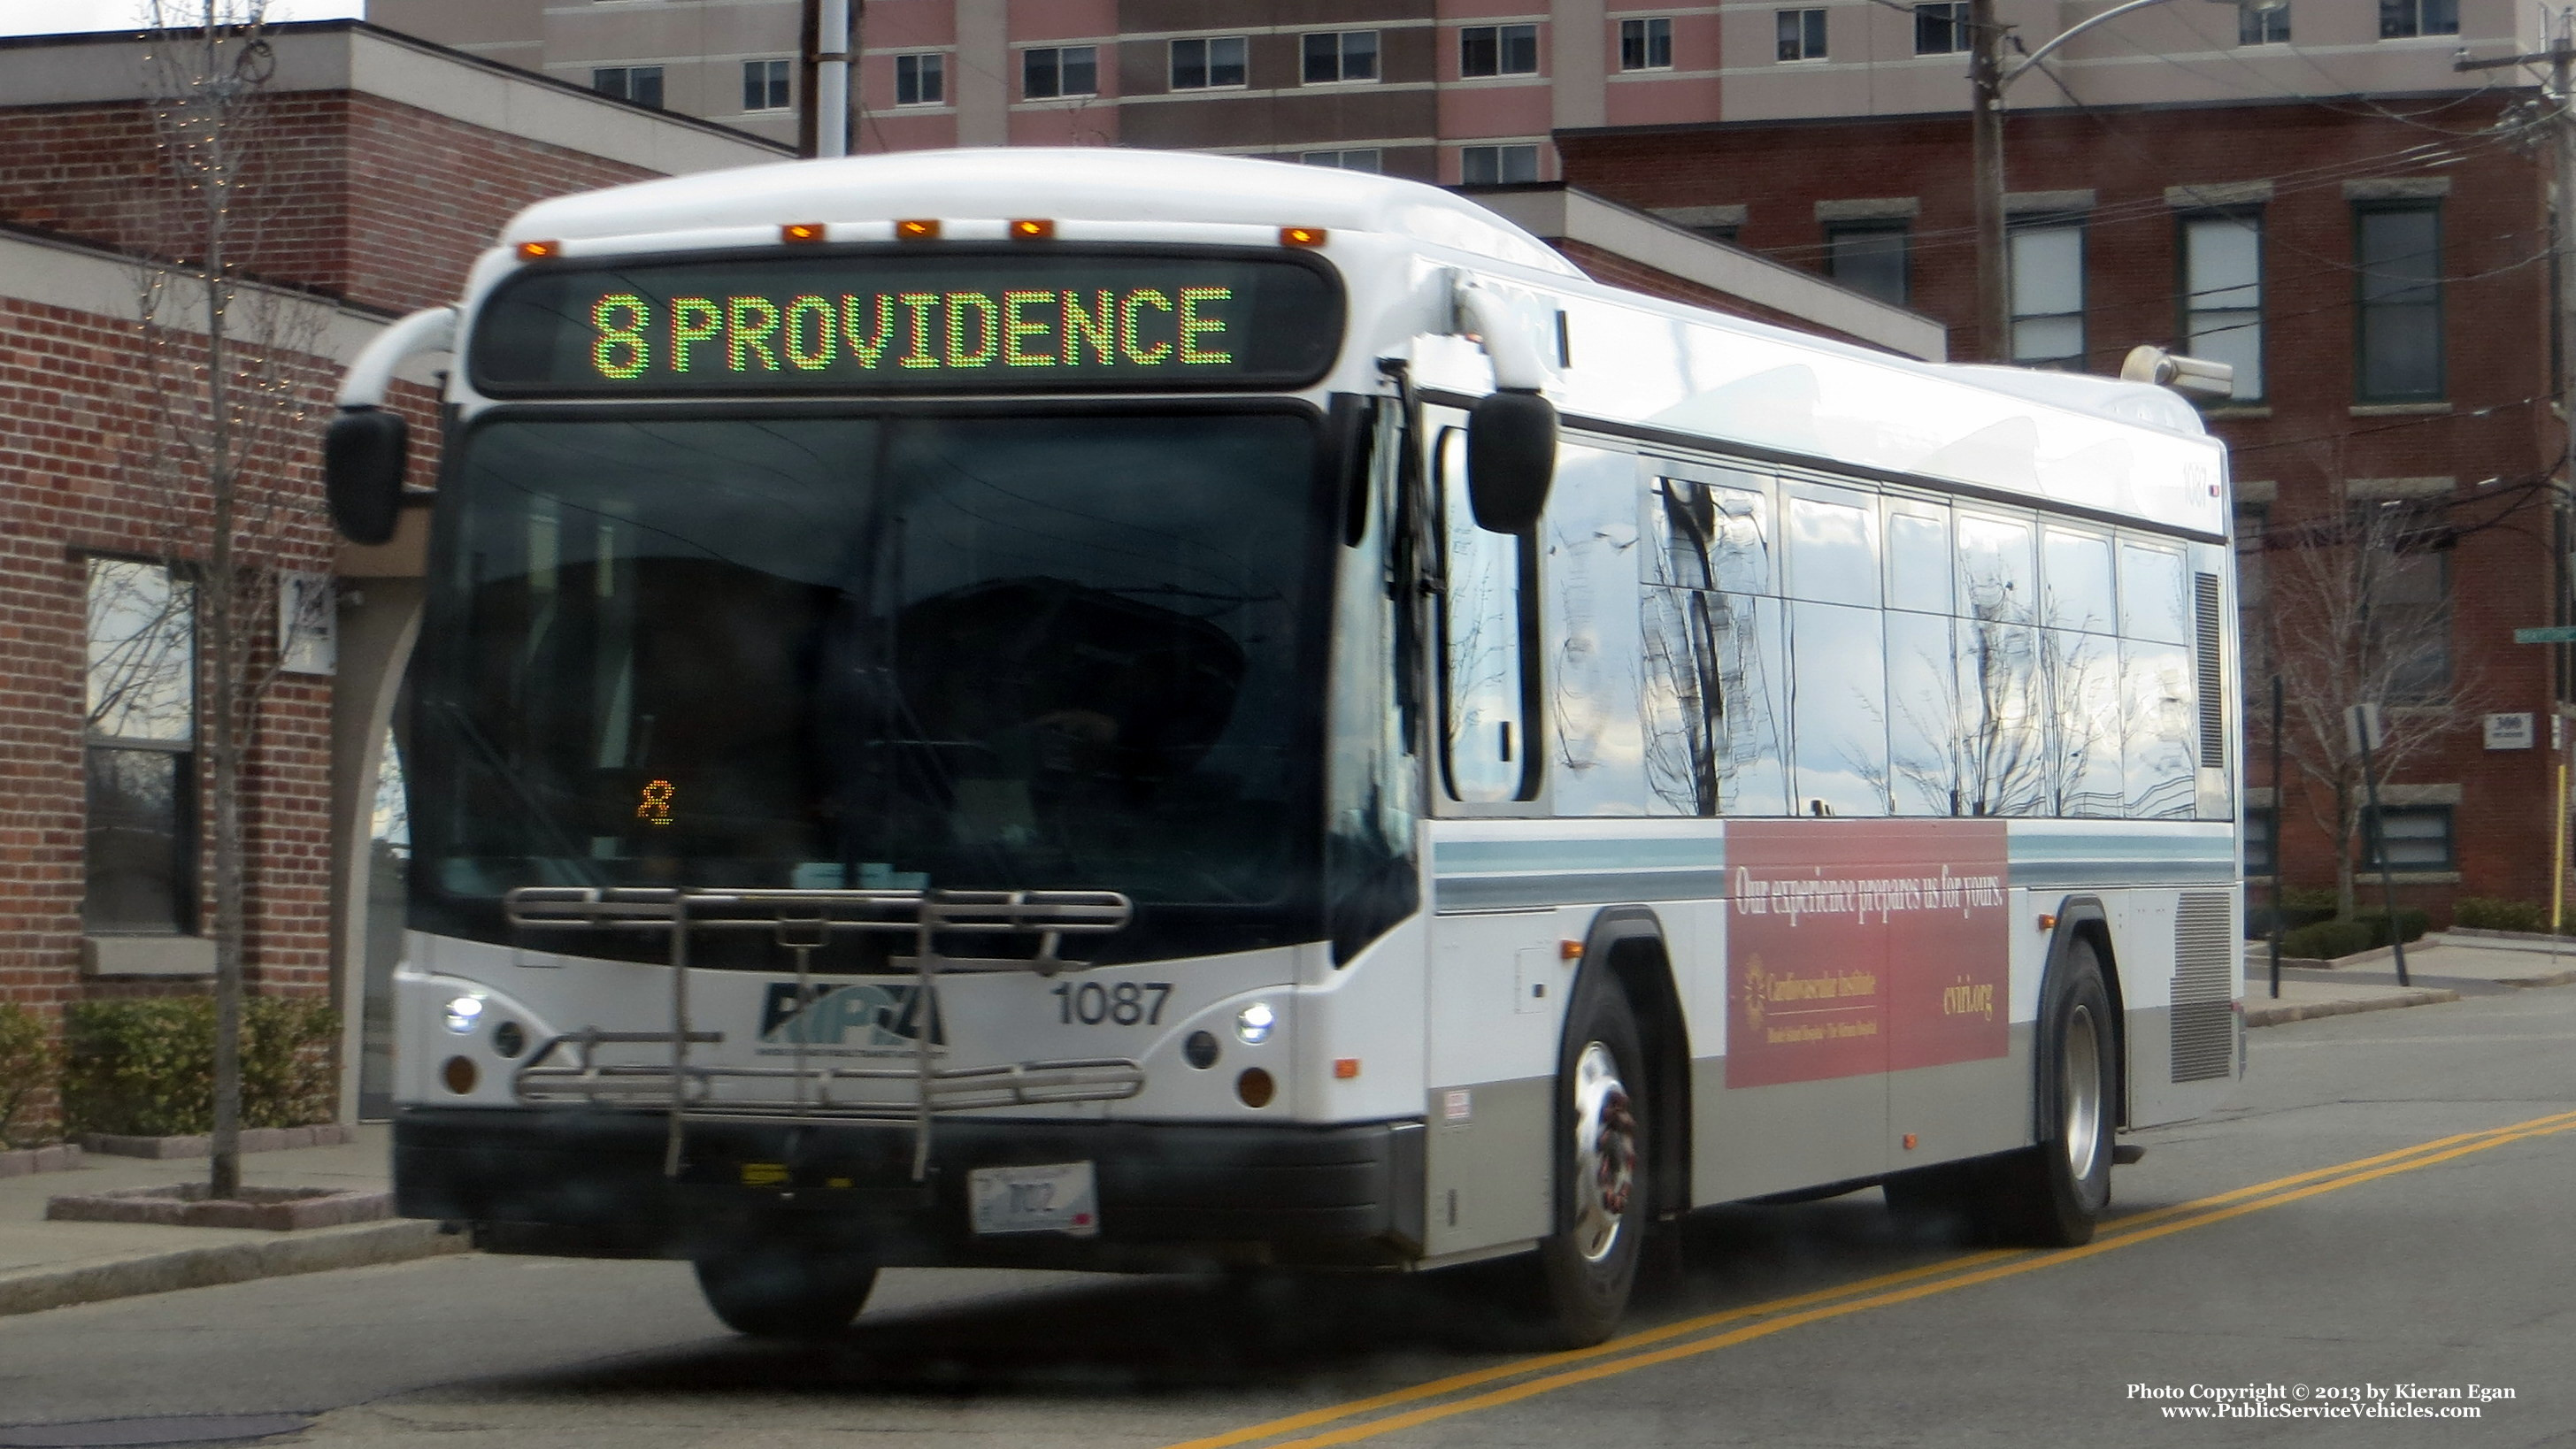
[4,985,2571,1449]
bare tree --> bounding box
[120,0,334,1200]
[2259,498,2482,916]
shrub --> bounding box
[0,1003,60,1149]
[2279,886,2340,913]
[2451,897,2549,934]
[62,997,339,1138]
[2351,908,2431,949]
[2279,919,2375,962]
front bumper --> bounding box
[394,1107,1426,1269]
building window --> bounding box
[1460,24,1540,78]
[2183,213,2265,401]
[1460,144,1540,186]
[1914,3,1973,55]
[2379,0,2458,39]
[1023,45,1098,99]
[1303,31,1379,83]
[1303,150,1384,172]
[2244,806,2276,877]
[742,58,790,111]
[895,52,946,105]
[2242,2,2291,44]
[85,558,196,936]
[2370,515,2451,699]
[2356,203,2442,402]
[2235,502,2269,684]
[1171,36,1249,89]
[1776,9,1827,61]
[2009,222,2086,369]
[1620,18,1673,70]
[591,65,664,109]
[1826,222,1909,305]
[2364,805,2454,870]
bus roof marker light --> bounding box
[896,218,941,241]
[1010,218,1055,240]
[1333,1058,1361,1079]
[515,240,558,260]
[2038,914,2058,932]
[781,222,827,243]
[1559,939,1583,960]
[1280,226,1327,248]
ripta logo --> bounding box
[759,982,944,1048]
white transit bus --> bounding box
[325,149,2242,1346]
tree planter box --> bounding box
[80,1123,355,1159]
[0,1144,85,1178]
[45,1184,393,1231]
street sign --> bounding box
[2514,625,2576,643]
[2345,702,2385,755]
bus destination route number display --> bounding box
[470,249,1344,395]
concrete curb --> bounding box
[2245,986,2460,1029]
[0,1217,469,1318]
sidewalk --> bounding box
[0,1125,465,1318]
[2240,934,2576,1027]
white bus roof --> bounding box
[491,149,2226,539]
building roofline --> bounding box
[1461,183,1948,362]
[1554,88,2521,142]
[0,19,789,170]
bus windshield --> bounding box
[409,409,1330,965]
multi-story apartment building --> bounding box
[336,2,2576,916]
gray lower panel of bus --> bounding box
[394,1108,1425,1270]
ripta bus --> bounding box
[322,149,2243,1346]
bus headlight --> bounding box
[442,994,486,1035]
[1234,1000,1276,1046]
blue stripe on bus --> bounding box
[1427,827,2234,911]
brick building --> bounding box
[1546,3,2573,916]
[0,20,782,1123]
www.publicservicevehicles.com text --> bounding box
[2128,1383,2511,1419]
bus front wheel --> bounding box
[1993,938,2117,1246]
[1527,978,1650,1347]
[694,1247,879,1338]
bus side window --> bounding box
[1438,427,1533,802]
[1954,511,2044,816]
[1549,445,1649,816]
[1784,485,1888,816]
[2118,540,2196,820]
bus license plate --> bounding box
[967,1162,1100,1238]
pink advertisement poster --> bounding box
[1724,820,2011,1088]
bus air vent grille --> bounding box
[2194,572,2226,770]
[2171,890,2234,1082]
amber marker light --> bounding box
[515,240,559,260]
[1333,1058,1361,1080]
[781,222,827,243]
[1010,218,1056,240]
[1559,939,1584,960]
[2037,913,2059,932]
[1903,1133,1919,1151]
[1236,1068,1276,1108]
[896,218,941,241]
[1280,226,1327,248]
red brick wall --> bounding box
[1563,99,2567,912]
[0,90,663,315]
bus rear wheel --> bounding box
[1989,939,2116,1246]
[694,1247,878,1338]
[1526,979,1649,1348]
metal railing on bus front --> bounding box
[502,886,1134,1181]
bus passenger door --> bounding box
[1424,414,1562,1256]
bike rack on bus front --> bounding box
[502,886,1133,1181]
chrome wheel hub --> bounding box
[2061,1003,2103,1181]
[1570,1041,1639,1262]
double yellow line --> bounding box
[1162,1108,2576,1449]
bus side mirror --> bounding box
[1466,389,1556,534]
[325,407,408,546]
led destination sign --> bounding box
[471,249,1343,395]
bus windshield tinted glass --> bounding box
[411,411,1327,965]
[471,249,1343,395]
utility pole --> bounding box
[1970,0,2011,363]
